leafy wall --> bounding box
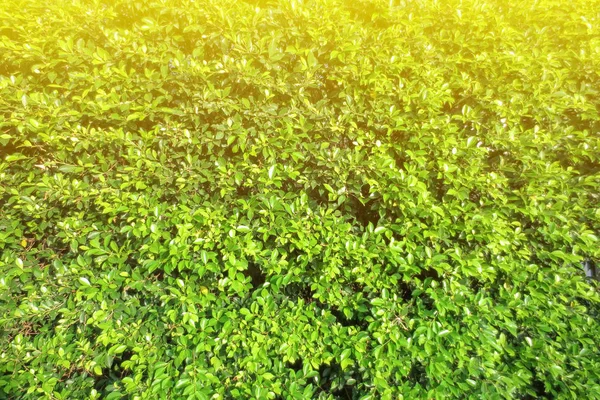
[1,0,599,398]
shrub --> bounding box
[1,0,599,398]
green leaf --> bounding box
[113,345,127,354]
[268,165,276,179]
[79,277,91,286]
[105,392,122,400]
[340,348,351,361]
[307,51,318,68]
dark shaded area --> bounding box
[244,262,267,288]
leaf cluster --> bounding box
[1,0,599,398]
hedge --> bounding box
[1,0,599,398]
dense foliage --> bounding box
[1,0,600,398]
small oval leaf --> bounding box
[79,277,91,286]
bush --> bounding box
[1,0,599,398]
